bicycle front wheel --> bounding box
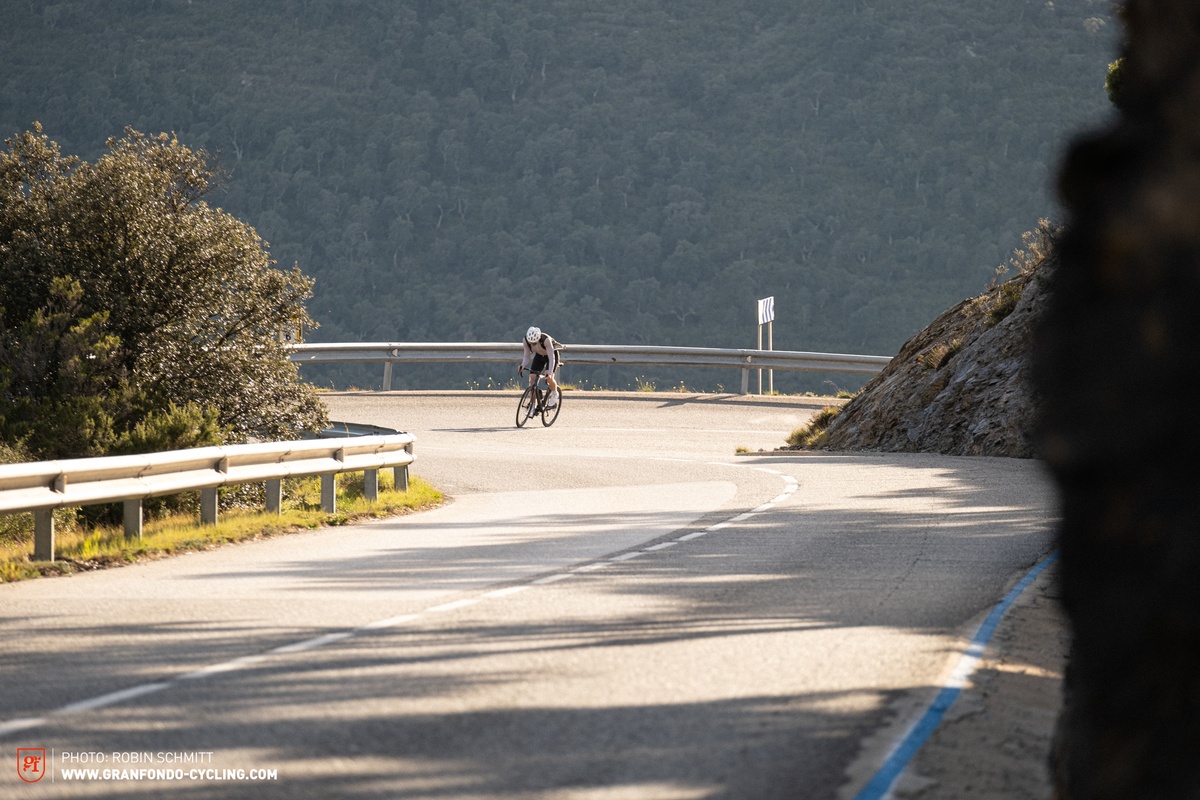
[516,386,538,428]
[541,388,562,427]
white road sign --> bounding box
[757,296,775,325]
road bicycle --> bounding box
[516,367,562,428]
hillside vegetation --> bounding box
[0,0,1117,390]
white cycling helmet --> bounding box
[525,326,542,343]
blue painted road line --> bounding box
[854,550,1060,800]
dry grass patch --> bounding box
[786,405,843,450]
[0,474,442,583]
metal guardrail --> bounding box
[289,342,893,392]
[0,433,415,562]
[307,421,404,439]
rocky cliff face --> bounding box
[806,241,1052,458]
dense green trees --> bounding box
[0,1,1118,391]
[0,125,326,460]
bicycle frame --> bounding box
[516,366,562,428]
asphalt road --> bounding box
[0,391,1056,799]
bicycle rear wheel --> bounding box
[541,387,562,427]
[516,386,538,428]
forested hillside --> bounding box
[0,0,1117,390]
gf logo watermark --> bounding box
[13,748,281,784]
[17,748,46,783]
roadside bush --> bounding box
[112,401,226,456]
[0,125,327,461]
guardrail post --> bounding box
[767,321,774,394]
[394,441,412,493]
[200,488,218,526]
[757,326,763,395]
[124,500,143,540]
[33,510,54,562]
[364,469,379,501]
[321,474,337,513]
[382,362,393,391]
[740,368,749,395]
[266,479,282,515]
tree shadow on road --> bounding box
[1,452,1055,798]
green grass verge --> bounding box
[0,474,442,584]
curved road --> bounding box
[0,391,1055,799]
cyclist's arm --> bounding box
[519,341,533,371]
[544,340,557,374]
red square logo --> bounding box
[17,748,47,783]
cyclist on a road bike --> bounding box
[518,326,560,408]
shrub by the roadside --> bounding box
[785,406,843,450]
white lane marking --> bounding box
[54,683,171,714]
[426,598,480,614]
[482,585,532,599]
[0,462,802,739]
[271,631,354,655]
[178,655,269,681]
[532,573,573,585]
[0,718,47,737]
[359,613,422,630]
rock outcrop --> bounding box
[803,236,1052,458]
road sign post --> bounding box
[757,297,775,395]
